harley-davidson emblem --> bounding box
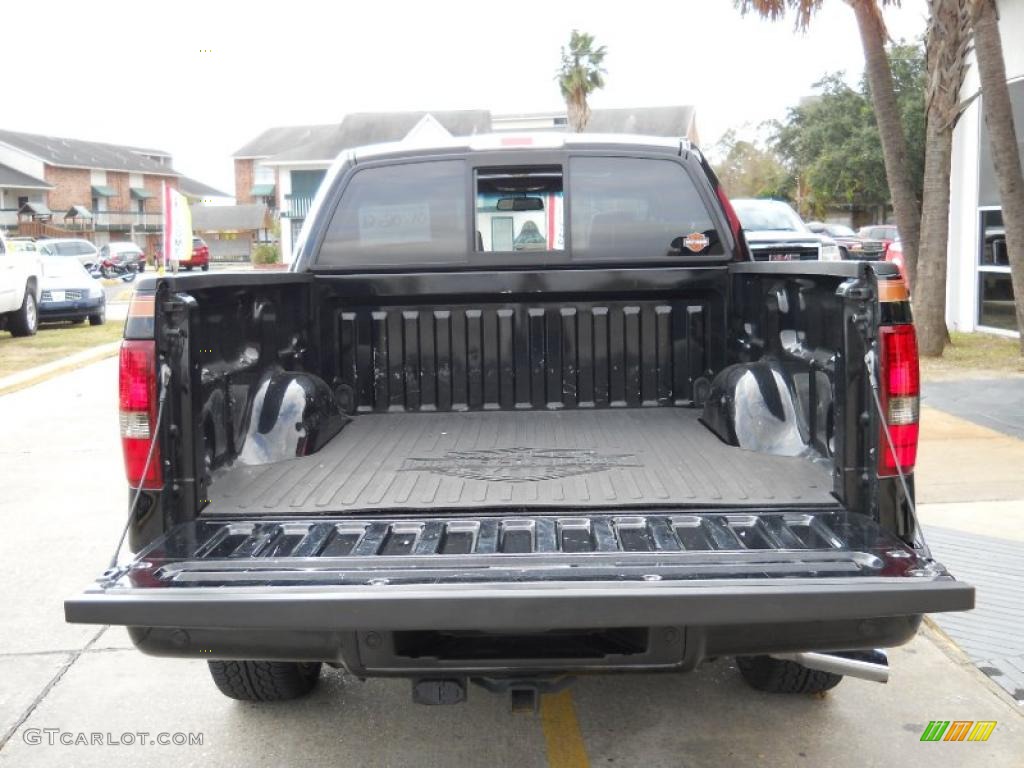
[400,447,641,482]
[683,232,710,253]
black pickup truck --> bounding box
[66,134,972,707]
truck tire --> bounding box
[88,306,106,326]
[736,655,843,694]
[207,660,322,701]
[8,290,38,337]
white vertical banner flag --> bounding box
[162,182,193,273]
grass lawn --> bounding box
[0,321,122,378]
[921,330,1024,381]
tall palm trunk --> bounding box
[566,89,591,132]
[972,0,1024,353]
[848,0,923,288]
[915,0,971,356]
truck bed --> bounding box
[206,408,834,515]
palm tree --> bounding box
[557,30,607,132]
[737,0,923,288]
[914,0,971,356]
[970,0,1024,353]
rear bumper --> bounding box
[72,582,956,675]
[123,616,927,674]
[39,296,104,320]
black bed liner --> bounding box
[206,408,834,515]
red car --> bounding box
[886,239,908,286]
[181,237,210,271]
[857,225,899,257]
[152,238,210,271]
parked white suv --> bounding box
[0,235,42,336]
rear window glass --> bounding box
[569,157,721,261]
[318,160,467,267]
[475,166,564,253]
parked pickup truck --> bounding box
[66,134,973,708]
[0,235,41,336]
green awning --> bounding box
[91,185,116,197]
[249,184,275,197]
[19,201,52,216]
[65,205,93,219]
[130,187,155,199]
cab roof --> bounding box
[351,132,695,163]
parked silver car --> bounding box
[36,238,100,270]
[37,255,106,325]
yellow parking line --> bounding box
[540,690,590,768]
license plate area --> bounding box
[356,626,685,672]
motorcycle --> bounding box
[98,258,140,282]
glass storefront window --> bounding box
[979,272,1017,331]
[977,209,1015,331]
[975,78,1022,334]
[979,209,1006,267]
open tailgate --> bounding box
[67,509,972,631]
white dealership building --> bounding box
[947,0,1024,337]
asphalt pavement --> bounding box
[0,360,1021,767]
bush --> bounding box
[252,243,280,265]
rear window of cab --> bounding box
[315,156,723,268]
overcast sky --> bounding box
[3,0,927,196]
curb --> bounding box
[0,341,121,396]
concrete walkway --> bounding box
[915,405,1024,504]
[923,377,1024,440]
[915,376,1024,706]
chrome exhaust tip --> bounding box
[771,650,890,683]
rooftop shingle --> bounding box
[0,129,179,175]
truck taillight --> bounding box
[878,324,919,476]
[119,340,162,489]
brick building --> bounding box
[0,129,224,253]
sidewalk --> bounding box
[916,405,1024,503]
[915,378,1024,705]
[924,376,1024,439]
